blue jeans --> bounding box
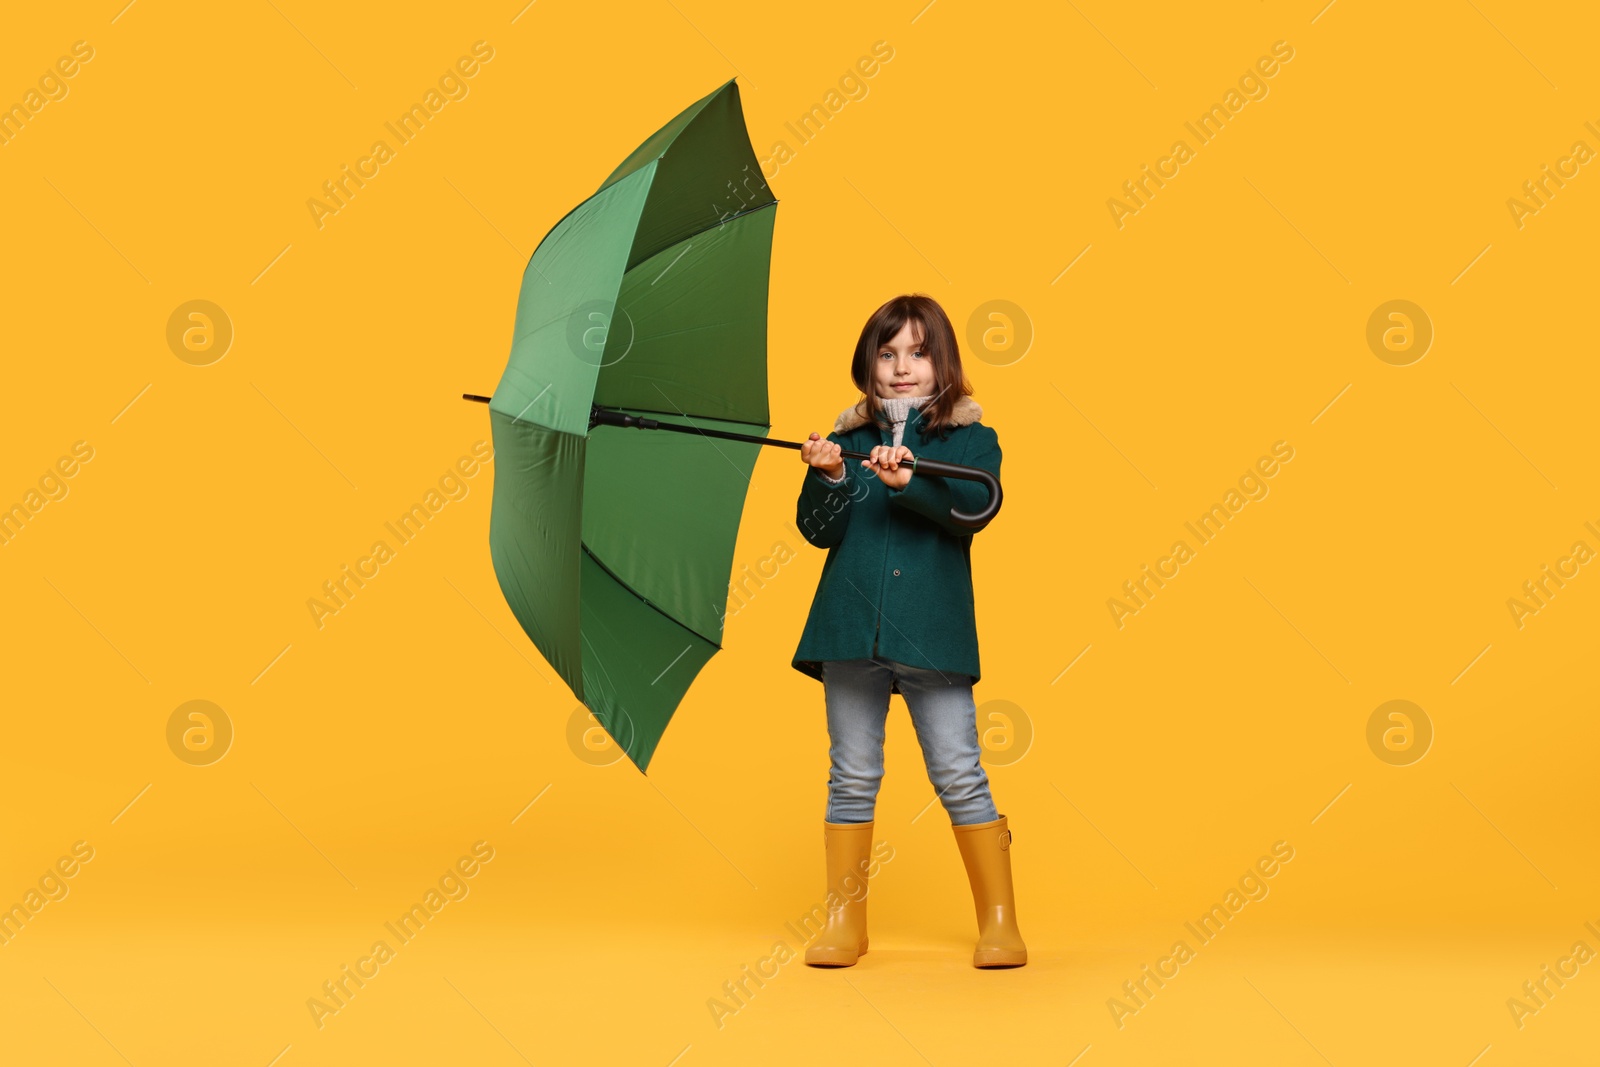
[822,657,1001,826]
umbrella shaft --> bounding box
[588,405,876,460]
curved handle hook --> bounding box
[904,456,1004,529]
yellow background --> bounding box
[2,1,1597,1063]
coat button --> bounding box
[893,569,901,576]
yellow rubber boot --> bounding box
[803,820,874,967]
[952,814,1028,968]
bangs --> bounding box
[873,311,928,351]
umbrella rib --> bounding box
[691,198,777,238]
[581,543,724,651]
[623,198,776,272]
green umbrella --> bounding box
[465,78,1000,773]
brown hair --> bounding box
[847,293,973,442]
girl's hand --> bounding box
[801,432,846,480]
[863,445,914,490]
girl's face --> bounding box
[872,320,937,399]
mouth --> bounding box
[891,383,916,390]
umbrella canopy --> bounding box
[486,78,776,772]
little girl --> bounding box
[791,293,1026,969]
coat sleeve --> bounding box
[887,424,1001,536]
[796,431,856,549]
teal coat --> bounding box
[791,395,1001,690]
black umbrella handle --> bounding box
[460,396,1003,529]
[892,454,1004,528]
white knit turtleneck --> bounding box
[821,393,932,485]
[879,392,934,448]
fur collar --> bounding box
[834,394,983,434]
